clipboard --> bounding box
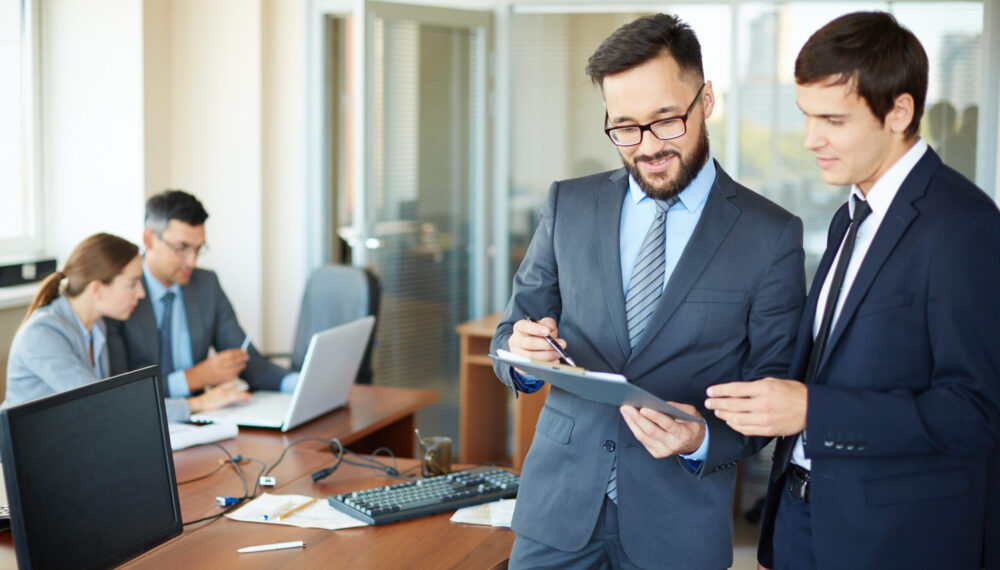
[490,353,703,423]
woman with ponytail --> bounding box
[4,233,210,421]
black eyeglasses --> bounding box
[156,233,208,258]
[604,83,706,147]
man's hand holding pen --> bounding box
[508,315,573,374]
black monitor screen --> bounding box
[0,366,181,569]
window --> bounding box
[504,1,987,290]
[0,0,40,256]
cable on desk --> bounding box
[176,460,227,485]
[264,436,343,478]
[181,443,265,526]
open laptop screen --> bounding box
[0,365,182,568]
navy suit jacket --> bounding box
[759,149,1000,570]
[106,268,287,393]
[492,164,805,569]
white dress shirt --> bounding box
[793,138,928,470]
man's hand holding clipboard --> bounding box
[496,315,707,459]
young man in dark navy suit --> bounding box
[706,11,1000,570]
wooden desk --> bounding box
[0,384,444,569]
[457,313,549,468]
[126,457,514,569]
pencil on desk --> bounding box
[278,498,319,520]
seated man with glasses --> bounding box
[106,190,297,414]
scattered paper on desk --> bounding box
[450,499,516,527]
[227,493,368,530]
[168,421,238,451]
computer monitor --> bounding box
[0,365,182,568]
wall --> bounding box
[144,0,309,353]
[261,0,308,353]
[41,0,146,258]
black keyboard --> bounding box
[327,467,519,525]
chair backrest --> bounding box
[291,265,381,383]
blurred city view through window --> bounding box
[508,2,984,286]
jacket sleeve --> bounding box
[491,180,563,392]
[807,206,1000,458]
[203,272,289,391]
[14,320,101,393]
[700,214,806,476]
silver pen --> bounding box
[524,313,577,367]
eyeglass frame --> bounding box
[155,233,209,258]
[603,83,706,147]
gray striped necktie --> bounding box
[607,195,678,503]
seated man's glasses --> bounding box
[156,234,208,257]
[604,83,706,147]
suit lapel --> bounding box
[628,164,740,361]
[135,274,160,359]
[817,150,938,375]
[794,205,849,382]
[183,278,205,359]
[134,273,166,391]
[596,169,631,361]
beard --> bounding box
[622,126,710,201]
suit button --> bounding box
[846,442,856,451]
[857,442,866,451]
[835,442,844,450]
[824,439,834,447]
[603,440,615,452]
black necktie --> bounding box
[803,196,872,384]
[774,196,872,476]
[160,292,175,376]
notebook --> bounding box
[190,315,375,432]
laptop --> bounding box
[0,366,182,568]
[190,315,375,431]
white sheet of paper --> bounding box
[496,348,529,364]
[168,421,238,451]
[226,493,368,530]
[489,499,516,527]
[449,502,492,525]
[450,499,516,528]
[582,370,627,383]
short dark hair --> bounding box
[145,189,209,234]
[586,14,704,87]
[795,11,928,139]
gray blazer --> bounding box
[491,164,805,569]
[5,295,190,420]
[105,268,287,393]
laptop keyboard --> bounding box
[190,391,291,427]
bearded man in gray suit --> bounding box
[491,14,806,569]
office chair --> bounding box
[285,264,381,384]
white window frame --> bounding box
[1,0,43,258]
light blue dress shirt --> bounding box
[143,262,298,395]
[514,154,717,463]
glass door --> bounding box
[359,1,491,444]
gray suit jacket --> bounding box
[5,295,189,420]
[106,268,287,394]
[491,164,805,569]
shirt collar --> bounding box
[627,151,716,212]
[142,259,181,302]
[849,138,928,218]
[65,296,95,343]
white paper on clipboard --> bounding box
[492,351,703,423]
